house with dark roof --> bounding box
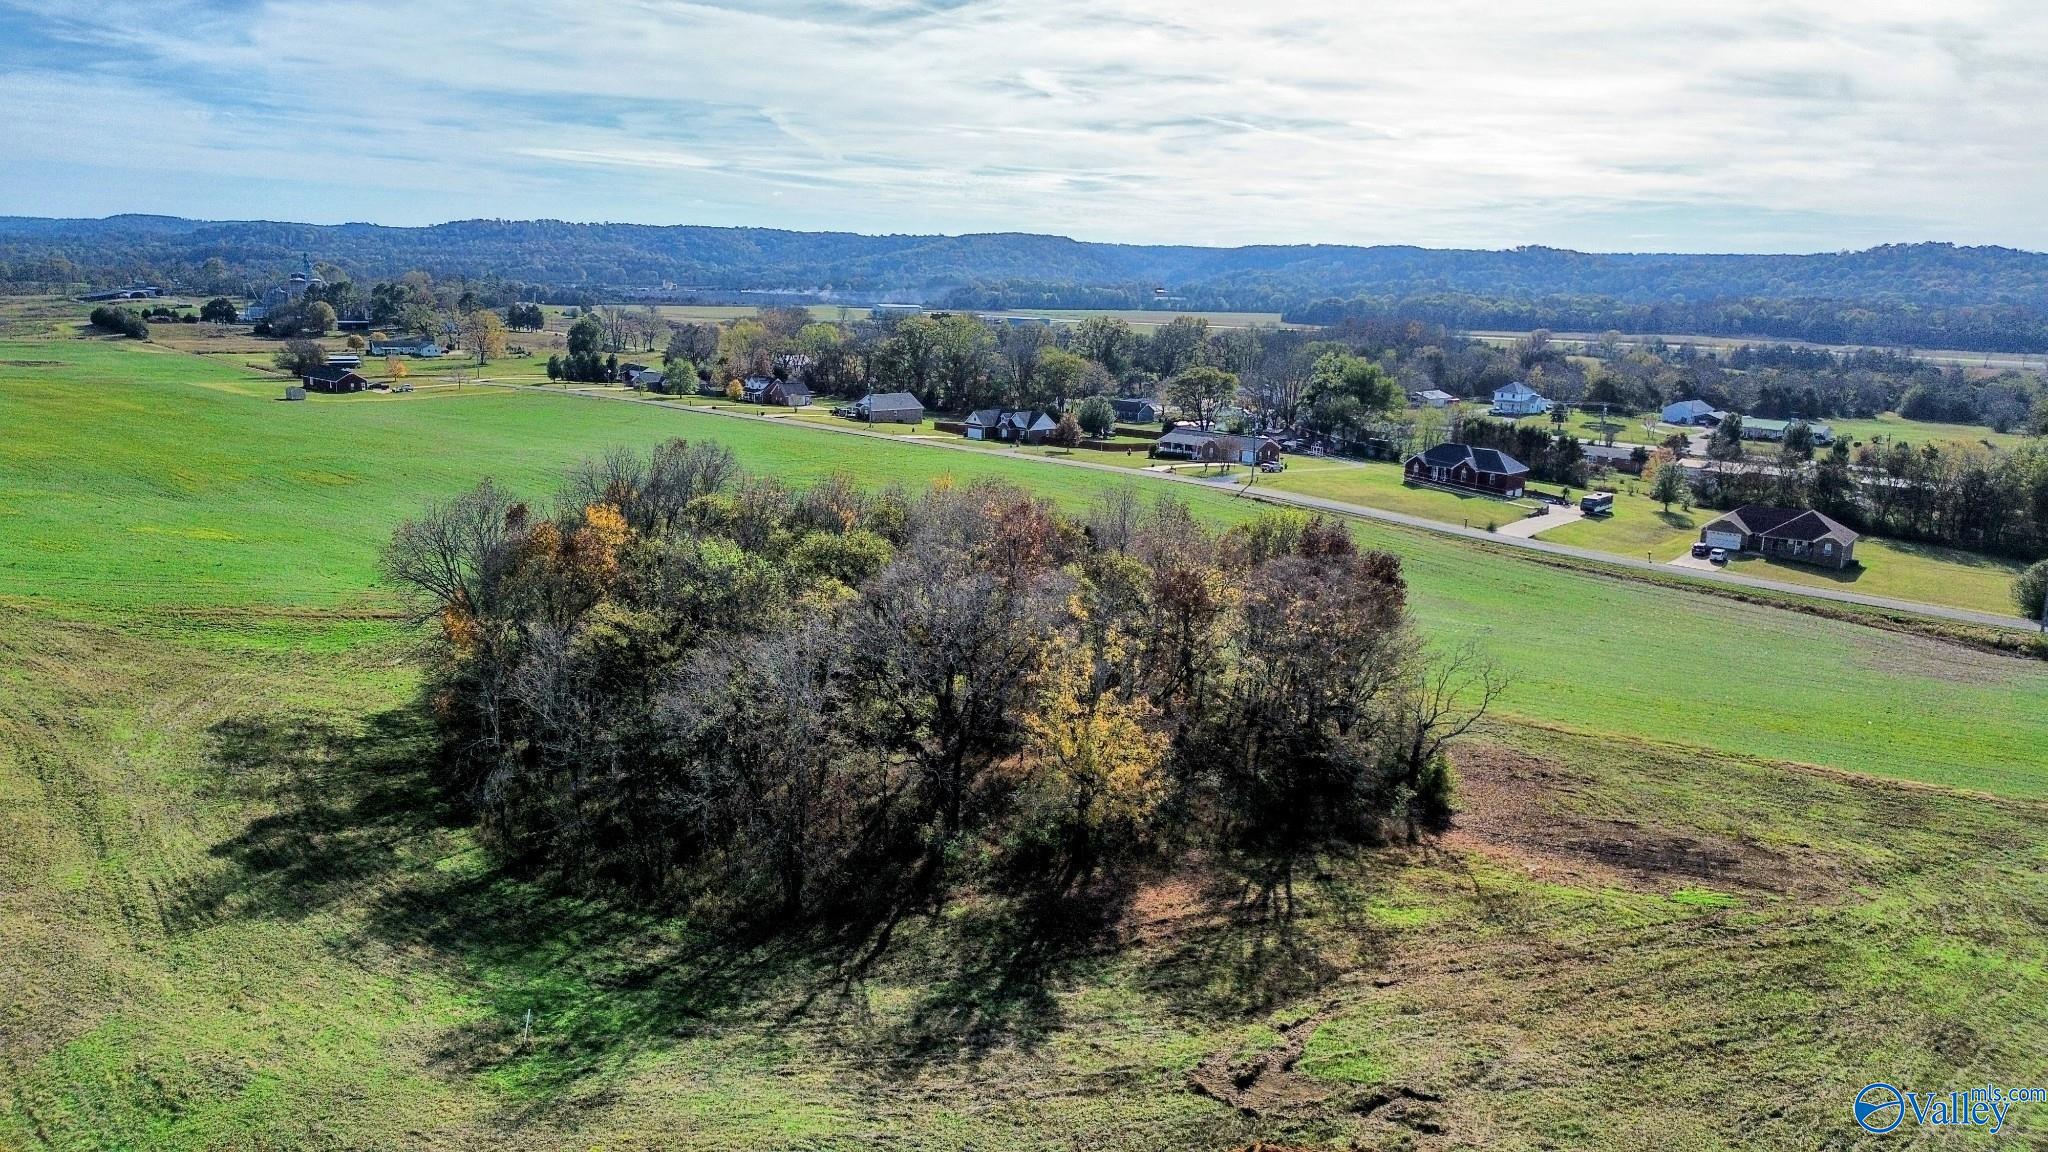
[1111,398,1161,424]
[300,365,368,394]
[1699,505,1859,569]
[765,380,812,408]
[1151,427,1280,465]
[964,409,1061,444]
[1403,442,1530,498]
[854,392,924,424]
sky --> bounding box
[1,0,2044,253]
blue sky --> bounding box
[1,0,2043,252]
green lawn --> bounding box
[7,328,2048,1149]
[5,334,2046,797]
[1826,412,2034,453]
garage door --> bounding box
[1703,530,1744,550]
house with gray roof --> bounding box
[854,392,924,424]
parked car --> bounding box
[1259,461,1284,473]
[395,383,414,393]
[1690,542,1711,558]
[1709,548,1729,564]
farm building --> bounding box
[1403,442,1530,498]
[1699,506,1859,570]
[1489,382,1550,417]
[1409,389,1459,408]
[300,365,368,394]
[1661,399,1726,425]
[855,392,925,424]
[1151,428,1281,465]
[1112,398,1162,424]
[1739,418,1835,445]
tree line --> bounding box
[382,442,1499,922]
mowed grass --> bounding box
[4,334,2048,800]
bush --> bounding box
[87,306,148,339]
[2016,560,2048,622]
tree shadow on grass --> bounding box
[1138,849,1398,1021]
[169,708,1157,1102]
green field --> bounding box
[6,330,2048,1148]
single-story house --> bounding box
[369,338,441,358]
[1700,505,1859,569]
[1402,442,1530,498]
[1409,389,1459,408]
[855,392,925,424]
[1661,399,1725,425]
[1490,382,1551,417]
[697,376,728,397]
[765,380,812,408]
[1739,418,1835,445]
[625,367,666,389]
[301,365,369,394]
[1112,398,1162,424]
[1150,428,1281,465]
[966,409,1059,444]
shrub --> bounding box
[87,306,148,339]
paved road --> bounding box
[485,382,2043,633]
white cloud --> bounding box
[1,0,2044,250]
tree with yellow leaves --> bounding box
[1020,634,1167,883]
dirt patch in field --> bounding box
[0,359,62,367]
[1188,1008,1334,1117]
[1444,743,1832,897]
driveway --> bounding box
[1493,505,1584,538]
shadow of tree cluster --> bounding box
[177,707,1375,1100]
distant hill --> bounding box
[6,215,2048,351]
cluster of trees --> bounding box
[383,442,1499,920]
[1688,437,2048,562]
[86,305,148,339]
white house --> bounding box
[1490,382,1550,417]
[370,338,441,358]
[1661,399,1725,425]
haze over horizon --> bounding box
[3,1,2045,253]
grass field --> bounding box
[6,328,2048,1148]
